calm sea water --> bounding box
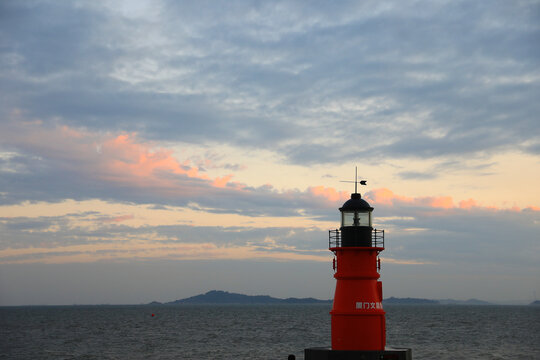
[1,304,539,359]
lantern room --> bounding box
[339,192,374,247]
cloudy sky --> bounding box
[1,0,539,305]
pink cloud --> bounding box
[308,186,349,203]
[459,198,477,209]
[60,125,85,139]
[367,188,537,213]
[101,214,134,223]
[7,120,357,209]
[368,188,456,209]
[4,121,247,201]
[101,133,209,181]
[7,121,537,216]
[213,174,233,188]
[366,188,413,206]
[430,196,454,209]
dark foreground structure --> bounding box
[302,175,411,360]
[305,347,412,360]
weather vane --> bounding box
[340,166,367,193]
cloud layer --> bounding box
[1,0,539,304]
[2,1,539,166]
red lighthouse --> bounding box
[330,190,385,350]
[304,176,411,360]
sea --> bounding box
[1,304,539,359]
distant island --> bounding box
[530,300,540,306]
[438,298,493,305]
[383,297,492,305]
[383,297,493,305]
[149,290,495,305]
[153,290,332,305]
[383,297,438,305]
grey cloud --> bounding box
[396,159,498,181]
[0,212,326,256]
[1,218,52,232]
[1,0,539,210]
[2,0,538,164]
[0,146,313,216]
[1,199,538,304]
[375,205,540,270]
[1,204,538,304]
[2,203,538,274]
[397,171,438,181]
[0,1,108,75]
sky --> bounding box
[0,0,539,305]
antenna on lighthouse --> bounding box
[340,166,367,193]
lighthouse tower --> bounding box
[304,175,411,360]
[330,189,386,350]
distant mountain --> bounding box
[383,297,493,305]
[383,297,439,305]
[151,291,494,306]
[530,300,540,306]
[438,298,493,305]
[164,290,332,305]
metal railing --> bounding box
[329,229,385,249]
[372,229,385,248]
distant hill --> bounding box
[150,291,495,306]
[383,297,439,305]
[438,298,493,305]
[164,290,332,305]
[382,297,493,305]
[530,300,540,306]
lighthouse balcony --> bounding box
[329,229,384,249]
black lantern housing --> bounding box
[339,193,374,247]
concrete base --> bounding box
[304,347,412,360]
